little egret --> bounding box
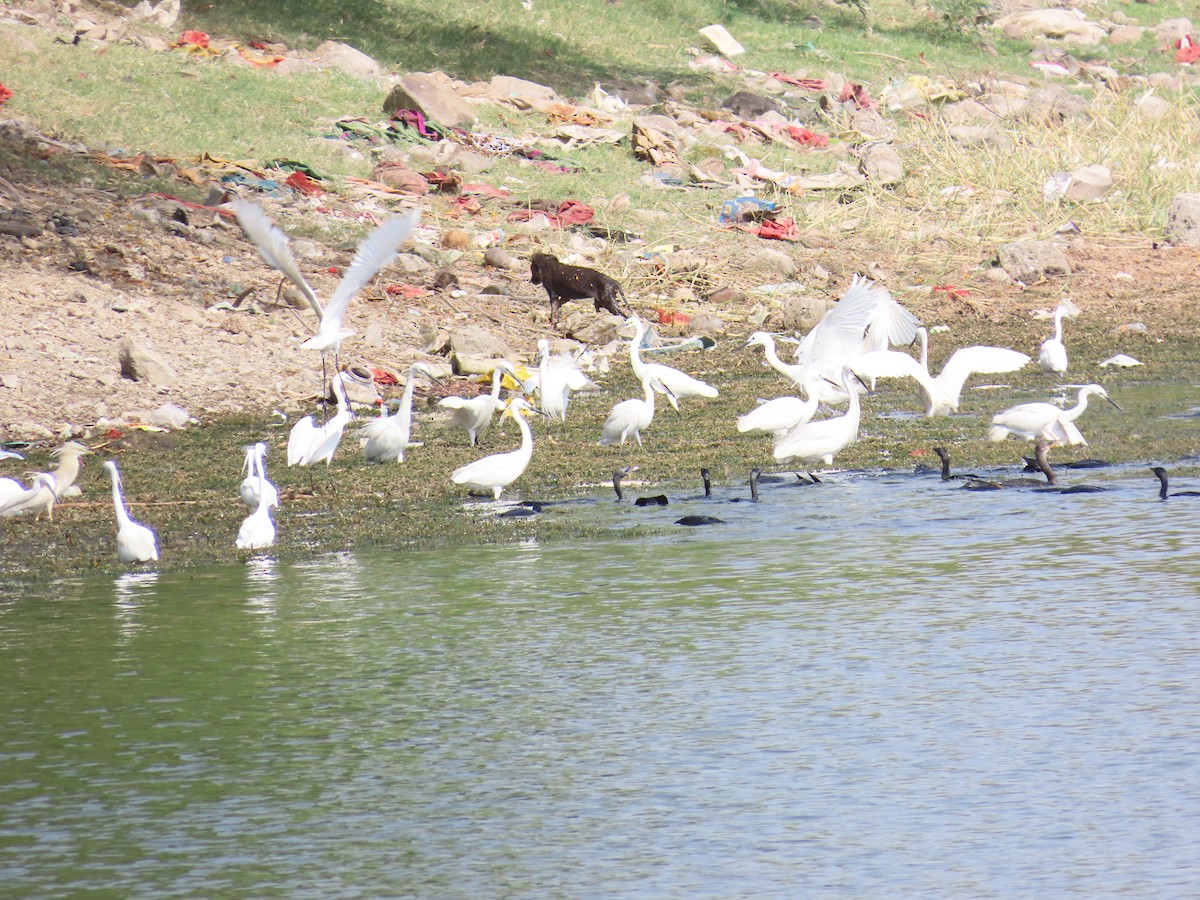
[599,377,665,447]
[772,369,863,466]
[450,398,537,499]
[988,384,1120,445]
[627,317,718,412]
[533,339,597,423]
[358,362,439,463]
[0,441,90,520]
[1150,467,1200,500]
[743,331,812,390]
[0,473,59,519]
[736,387,820,437]
[288,376,354,467]
[853,327,1030,417]
[1039,304,1074,374]
[239,442,279,510]
[236,461,276,550]
[439,361,520,446]
[102,460,159,564]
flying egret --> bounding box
[288,375,355,467]
[102,460,159,564]
[0,441,90,520]
[988,384,1120,445]
[627,317,718,412]
[450,397,538,500]
[1150,467,1200,500]
[235,200,420,369]
[357,362,440,463]
[854,326,1031,417]
[599,377,666,447]
[236,460,276,551]
[0,473,59,519]
[239,442,279,510]
[1039,304,1074,374]
[533,339,597,423]
[772,368,863,466]
[439,361,521,446]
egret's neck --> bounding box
[490,368,505,400]
[109,469,130,526]
[917,328,929,372]
[52,453,83,492]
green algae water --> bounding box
[3,466,1200,897]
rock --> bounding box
[1023,86,1090,123]
[151,402,192,429]
[722,91,782,118]
[1136,93,1171,119]
[489,75,558,103]
[371,162,429,195]
[394,253,433,275]
[383,72,476,126]
[997,240,1071,283]
[1152,18,1193,48]
[118,336,176,385]
[446,325,511,359]
[686,312,725,335]
[940,99,995,124]
[705,286,747,304]
[1165,193,1200,246]
[483,247,520,270]
[699,23,745,57]
[859,142,903,186]
[1064,164,1113,202]
[849,107,894,140]
[1108,25,1145,45]
[746,248,797,279]
[332,369,381,407]
[362,322,387,348]
[311,41,383,80]
[562,312,625,345]
[0,373,21,390]
[983,266,1013,285]
[777,295,835,332]
[948,125,1012,150]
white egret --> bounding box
[772,369,863,466]
[0,441,90,520]
[743,331,811,389]
[534,339,597,423]
[357,362,439,463]
[1150,467,1200,500]
[288,375,354,467]
[988,384,1120,445]
[0,449,23,461]
[102,460,159,564]
[439,361,521,445]
[450,398,538,499]
[853,326,1030,417]
[1039,304,1073,374]
[235,200,420,366]
[737,385,820,437]
[0,473,59,519]
[239,442,279,510]
[236,461,276,551]
[599,377,665,447]
[627,317,718,412]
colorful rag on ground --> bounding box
[506,200,594,228]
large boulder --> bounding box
[383,72,475,126]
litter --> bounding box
[1099,354,1142,368]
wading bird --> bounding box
[772,369,863,467]
[450,398,537,500]
[533,340,597,423]
[0,441,90,520]
[627,317,718,412]
[102,460,159,564]
[599,377,666,447]
[854,327,1030,417]
[439,361,520,446]
[1039,304,1074,374]
[358,362,439,463]
[0,473,59,520]
[1150,467,1200,500]
[236,460,276,551]
[239,442,279,510]
[988,384,1120,445]
[288,376,354,467]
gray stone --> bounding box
[1152,18,1193,48]
[1108,25,1145,45]
[489,75,558,103]
[384,72,476,126]
[311,41,383,80]
[722,91,782,119]
[562,312,625,345]
[483,247,520,270]
[859,142,903,186]
[940,99,995,124]
[746,248,797,279]
[118,336,176,385]
[948,125,1012,150]
[1136,93,1171,119]
[849,107,894,140]
[686,312,725,335]
[394,252,433,275]
[1023,86,1090,123]
[997,240,1071,283]
[705,286,747,304]
[446,325,511,359]
[777,295,835,332]
[1165,193,1200,246]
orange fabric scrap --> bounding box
[770,72,827,91]
[385,284,427,299]
[175,30,210,48]
[284,171,325,196]
[783,125,829,148]
[0,82,13,106]
[371,368,399,385]
[932,285,971,300]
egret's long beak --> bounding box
[1105,396,1122,412]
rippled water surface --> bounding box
[3,468,1200,897]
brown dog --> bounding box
[530,252,631,329]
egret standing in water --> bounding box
[439,361,521,446]
[772,368,864,466]
[239,442,279,510]
[357,362,440,463]
[288,375,354,467]
[599,377,667,447]
[236,459,276,551]
[450,398,538,500]
[853,326,1030,417]
[102,460,159,564]
[627,317,718,412]
[988,384,1119,445]
[1039,304,1074,374]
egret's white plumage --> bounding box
[236,462,276,551]
[988,384,1119,445]
[357,363,438,463]
[0,441,89,520]
[627,317,718,412]
[287,376,354,467]
[1039,304,1072,374]
[235,199,420,355]
[103,460,159,564]
[854,327,1030,417]
[599,377,662,447]
[533,340,596,423]
[744,331,812,389]
[737,391,819,437]
[439,362,520,445]
[450,398,537,499]
[772,369,863,466]
[239,442,279,510]
[0,473,59,519]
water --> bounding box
[3,468,1200,897]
